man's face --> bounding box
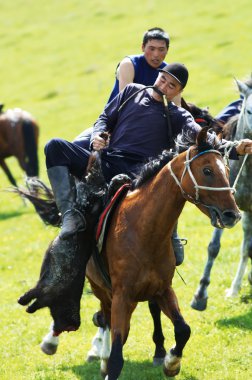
[142,39,168,68]
[154,72,183,100]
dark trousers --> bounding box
[73,127,92,150]
[45,138,145,183]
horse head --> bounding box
[169,128,241,229]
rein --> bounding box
[118,85,162,112]
[168,146,235,206]
[222,140,249,191]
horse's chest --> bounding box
[231,157,252,211]
[130,265,174,301]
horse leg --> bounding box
[0,160,17,186]
[40,322,59,355]
[105,295,136,380]
[86,327,104,362]
[148,300,166,366]
[226,212,252,297]
[156,287,191,377]
[100,326,111,378]
[248,258,252,286]
[191,228,224,311]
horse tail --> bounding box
[22,119,39,177]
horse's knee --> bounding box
[208,240,220,258]
[92,311,106,328]
[175,322,191,346]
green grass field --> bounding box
[0,1,252,379]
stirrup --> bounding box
[172,237,187,266]
[172,237,187,246]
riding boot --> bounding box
[172,222,185,266]
[47,166,86,240]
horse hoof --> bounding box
[163,351,181,377]
[225,288,238,298]
[153,357,165,366]
[87,354,100,362]
[40,341,58,355]
[190,295,207,311]
[163,364,181,377]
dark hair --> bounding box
[142,27,170,48]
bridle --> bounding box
[167,146,235,207]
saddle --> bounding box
[92,175,131,288]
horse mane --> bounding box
[181,97,223,134]
[221,114,239,140]
[132,150,175,189]
[132,128,221,190]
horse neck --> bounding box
[141,162,186,234]
[230,95,252,208]
[235,94,252,140]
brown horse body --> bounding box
[18,128,241,378]
[0,108,39,186]
[85,129,241,379]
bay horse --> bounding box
[18,127,241,379]
[0,106,39,186]
[18,102,223,363]
[84,128,241,379]
[191,77,252,311]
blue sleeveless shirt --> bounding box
[107,54,167,103]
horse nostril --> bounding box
[223,210,241,226]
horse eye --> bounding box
[203,167,212,176]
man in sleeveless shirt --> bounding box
[74,27,170,149]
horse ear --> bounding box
[196,126,208,147]
[234,77,248,96]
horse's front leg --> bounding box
[191,228,224,311]
[104,294,136,380]
[148,300,166,366]
[226,212,252,297]
[156,287,191,378]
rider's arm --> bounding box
[117,57,135,91]
[90,87,127,150]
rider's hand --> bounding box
[236,139,252,155]
[92,134,108,151]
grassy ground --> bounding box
[0,0,252,379]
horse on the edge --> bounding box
[18,128,241,379]
[0,106,39,186]
[191,77,252,311]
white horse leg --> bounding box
[226,213,251,297]
[40,322,59,355]
[86,327,104,362]
[100,327,111,378]
[226,251,248,297]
